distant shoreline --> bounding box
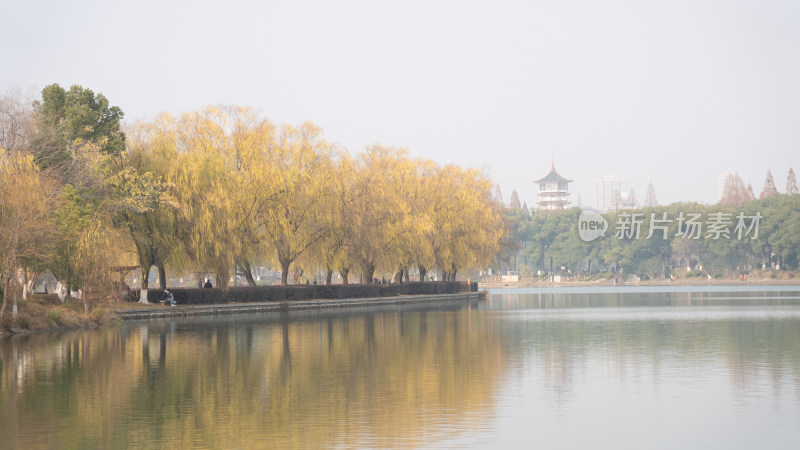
[480,278,800,289]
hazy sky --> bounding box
[3,0,799,207]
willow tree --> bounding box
[344,146,417,283]
[300,150,356,285]
[404,158,437,282]
[257,122,334,285]
[430,165,502,281]
[0,149,56,318]
[49,140,120,295]
[227,108,277,286]
[381,153,431,283]
[168,107,260,290]
[368,152,436,283]
[71,211,125,313]
[117,118,183,299]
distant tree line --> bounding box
[719,169,798,206]
[496,194,800,279]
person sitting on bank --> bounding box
[204,279,213,288]
[163,289,176,306]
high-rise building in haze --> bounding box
[593,175,628,212]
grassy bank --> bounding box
[0,294,110,336]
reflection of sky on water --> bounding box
[494,306,800,322]
[480,288,800,449]
[487,285,800,295]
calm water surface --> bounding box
[2,286,800,448]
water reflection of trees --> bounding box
[0,304,507,447]
[4,295,800,446]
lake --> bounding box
[2,285,800,448]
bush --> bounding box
[88,306,109,323]
[46,308,63,324]
[143,281,471,305]
[686,270,702,278]
[590,272,614,280]
[36,293,63,305]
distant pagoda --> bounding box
[534,162,572,211]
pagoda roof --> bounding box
[534,162,572,183]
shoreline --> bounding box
[480,278,800,289]
[112,292,485,321]
[5,280,799,335]
[2,292,484,336]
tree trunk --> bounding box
[281,260,290,286]
[21,268,27,300]
[11,256,18,318]
[1,275,9,318]
[363,262,375,284]
[55,281,65,302]
[404,271,410,283]
[158,265,167,290]
[340,267,349,285]
[25,270,38,297]
[216,254,231,290]
[418,266,427,282]
[216,270,229,290]
[139,266,150,303]
[12,278,18,319]
[325,267,333,286]
[244,268,257,287]
[238,260,258,286]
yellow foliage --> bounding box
[123,106,505,285]
[0,148,57,316]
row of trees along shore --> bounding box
[0,85,504,318]
[495,193,800,281]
